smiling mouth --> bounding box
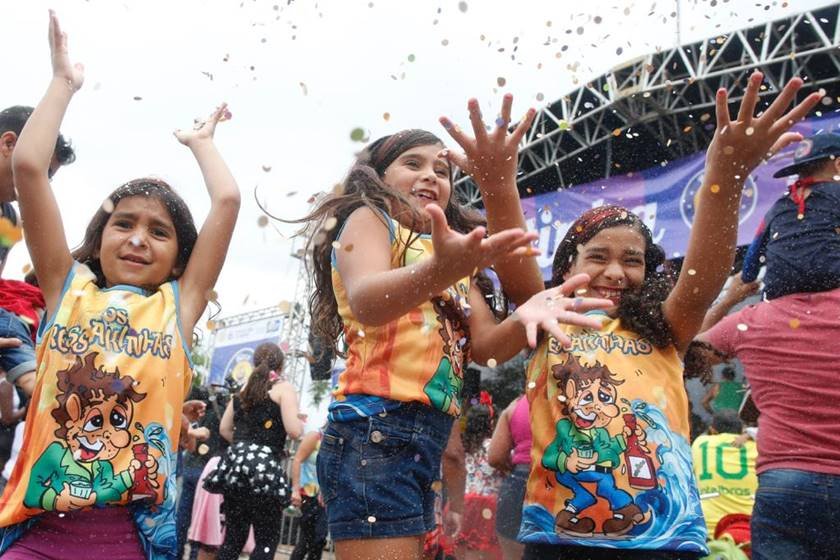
[120,255,149,266]
[573,408,596,429]
[78,436,104,461]
[592,286,623,304]
[411,189,438,202]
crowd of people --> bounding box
[0,9,837,560]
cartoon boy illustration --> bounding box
[24,352,156,512]
[424,294,469,416]
[542,354,648,536]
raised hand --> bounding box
[439,94,536,195]
[426,204,536,280]
[48,10,84,91]
[514,273,613,348]
[707,71,822,181]
[174,103,231,147]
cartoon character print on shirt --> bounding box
[23,352,159,512]
[542,354,652,537]
[423,288,470,416]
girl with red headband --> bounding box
[444,74,821,560]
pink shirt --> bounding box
[703,288,840,476]
[510,396,532,466]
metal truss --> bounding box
[456,3,840,200]
[208,239,312,394]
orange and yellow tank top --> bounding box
[521,312,707,554]
[331,213,471,416]
[0,263,192,555]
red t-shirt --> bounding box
[703,288,840,476]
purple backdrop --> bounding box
[520,113,840,280]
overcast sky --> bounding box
[2,0,832,419]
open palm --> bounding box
[48,10,84,91]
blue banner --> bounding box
[208,315,285,386]
[522,113,840,280]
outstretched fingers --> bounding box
[715,87,731,131]
[509,107,537,146]
[760,77,803,123]
[736,71,763,123]
[467,98,489,144]
[770,89,823,137]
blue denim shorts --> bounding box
[496,464,529,540]
[0,309,36,383]
[316,401,454,541]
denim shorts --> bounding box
[0,309,36,383]
[316,401,454,541]
[496,464,529,540]
[752,468,840,560]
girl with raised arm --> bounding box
[0,11,240,559]
[443,74,820,560]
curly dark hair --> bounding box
[274,129,491,356]
[462,403,496,455]
[550,205,675,348]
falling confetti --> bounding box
[458,1,468,12]
[482,508,493,520]
[206,320,217,331]
[197,444,209,456]
[299,82,308,95]
[487,358,498,367]
[22,263,32,274]
[407,54,416,62]
[324,217,338,231]
[789,318,800,329]
[497,76,506,87]
[206,289,219,302]
[258,215,269,227]
[687,269,696,276]
[536,92,545,101]
[133,96,143,101]
[264,419,274,429]
[383,112,391,121]
[528,381,536,389]
[710,184,720,193]
[332,240,341,249]
[102,198,115,213]
[737,323,749,332]
[431,480,443,492]
[261,165,272,172]
[350,127,367,142]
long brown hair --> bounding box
[71,178,198,288]
[275,129,487,356]
[240,342,285,410]
[551,205,675,348]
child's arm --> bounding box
[174,104,241,341]
[487,401,515,474]
[467,273,612,365]
[12,11,82,311]
[336,204,535,327]
[290,431,320,507]
[663,72,821,352]
[441,94,545,305]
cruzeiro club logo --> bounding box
[679,167,758,228]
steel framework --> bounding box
[455,3,840,205]
[208,240,312,394]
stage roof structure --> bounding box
[455,3,840,206]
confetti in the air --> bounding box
[102,198,115,213]
[487,358,498,367]
[737,323,749,332]
[497,76,506,87]
[350,127,367,142]
[458,1,468,12]
[383,112,391,121]
[258,215,269,227]
[789,318,800,329]
[262,165,272,172]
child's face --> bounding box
[382,143,451,227]
[564,225,647,316]
[98,195,179,290]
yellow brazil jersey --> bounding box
[0,263,193,557]
[331,212,471,416]
[521,312,707,554]
[691,433,757,535]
